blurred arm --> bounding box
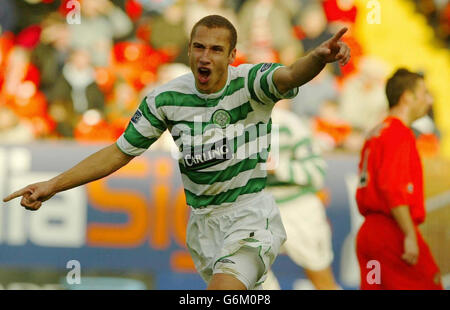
[391,205,419,265]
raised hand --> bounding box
[313,27,351,66]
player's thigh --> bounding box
[280,195,333,270]
[186,212,221,284]
[215,193,287,289]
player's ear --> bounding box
[402,91,414,104]
[228,48,236,65]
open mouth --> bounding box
[198,67,211,84]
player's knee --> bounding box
[212,246,265,289]
[207,273,247,290]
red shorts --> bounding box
[356,214,443,290]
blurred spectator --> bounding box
[238,0,302,64]
[31,13,71,93]
[414,0,450,46]
[135,0,175,14]
[0,0,18,33]
[338,57,389,134]
[124,0,144,22]
[149,2,189,64]
[47,49,105,137]
[291,65,339,118]
[322,0,357,28]
[67,0,133,67]
[74,109,117,142]
[0,105,34,143]
[149,62,191,89]
[0,32,16,93]
[14,0,59,32]
[438,1,450,45]
[295,3,332,53]
[416,0,441,26]
[1,47,41,102]
[0,42,55,139]
[110,41,170,91]
[312,100,352,152]
[105,80,140,138]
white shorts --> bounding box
[276,193,333,271]
[186,191,287,289]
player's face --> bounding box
[410,79,433,120]
[188,26,236,94]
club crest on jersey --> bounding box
[407,183,414,193]
[260,63,272,72]
[211,109,231,128]
[131,110,143,124]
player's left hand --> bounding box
[313,27,351,66]
[402,234,419,265]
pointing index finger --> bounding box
[330,27,348,43]
[3,188,32,203]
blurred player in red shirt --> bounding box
[355,68,443,290]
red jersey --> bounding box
[356,117,425,224]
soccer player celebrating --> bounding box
[356,68,443,290]
[3,15,350,290]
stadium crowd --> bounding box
[0,0,446,155]
[413,0,450,46]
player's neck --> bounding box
[389,105,412,126]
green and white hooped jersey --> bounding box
[266,108,327,203]
[116,63,298,209]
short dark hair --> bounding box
[189,15,237,54]
[385,68,424,109]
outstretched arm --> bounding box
[274,27,351,94]
[3,143,134,210]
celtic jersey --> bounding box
[116,63,298,209]
[266,107,327,203]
